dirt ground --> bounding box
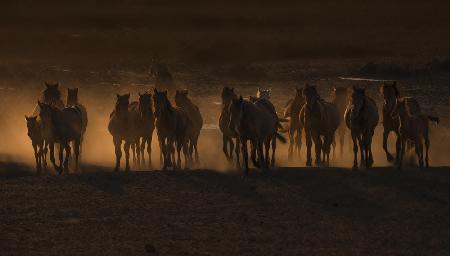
[0,161,449,256]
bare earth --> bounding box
[1,162,449,256]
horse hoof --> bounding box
[386,154,394,162]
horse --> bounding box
[108,94,139,171]
[25,116,47,173]
[331,86,348,158]
[219,86,240,166]
[175,89,203,166]
[137,92,156,169]
[149,56,175,91]
[33,82,65,116]
[300,85,340,166]
[283,87,304,160]
[38,102,83,174]
[256,87,271,100]
[66,88,88,160]
[153,88,190,170]
[380,81,402,163]
[344,87,379,169]
[228,96,284,174]
[391,97,439,168]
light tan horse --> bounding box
[175,89,203,166]
[283,88,304,160]
[300,85,340,166]
[331,86,348,158]
[153,88,191,170]
[344,87,379,169]
[228,96,284,174]
[391,97,439,168]
[219,86,240,166]
[25,116,47,173]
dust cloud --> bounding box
[0,75,449,173]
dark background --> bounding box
[1,0,450,65]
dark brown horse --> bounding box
[228,96,284,174]
[283,87,304,160]
[33,82,65,116]
[300,85,340,166]
[175,89,203,166]
[108,94,138,171]
[25,116,47,173]
[219,86,240,166]
[66,88,88,162]
[344,87,379,169]
[153,88,190,170]
[380,81,401,163]
[38,102,83,174]
[331,86,348,158]
[137,92,156,169]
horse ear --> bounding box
[25,115,29,120]
[45,82,50,88]
[163,91,167,96]
[352,85,357,91]
[239,96,243,102]
[125,93,130,99]
[153,88,158,94]
[183,89,188,95]
[38,101,43,107]
[116,94,120,98]
[231,87,234,91]
[74,88,78,93]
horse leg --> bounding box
[357,135,365,168]
[234,137,241,169]
[74,138,80,172]
[241,139,249,175]
[415,139,424,168]
[271,136,276,168]
[351,132,358,170]
[229,137,235,162]
[131,142,137,168]
[176,141,182,169]
[425,134,430,168]
[305,129,312,166]
[194,135,200,166]
[222,134,230,160]
[124,141,131,171]
[296,128,302,159]
[257,140,266,171]
[398,138,406,169]
[250,141,259,168]
[288,130,294,161]
[63,143,71,174]
[182,140,190,170]
[312,132,322,166]
[33,144,41,173]
[264,139,270,167]
[43,141,48,170]
[147,135,153,170]
[383,129,394,162]
[113,138,122,171]
[339,130,345,158]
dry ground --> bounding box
[0,162,449,256]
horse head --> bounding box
[221,86,237,106]
[43,82,61,105]
[302,84,319,111]
[25,115,38,137]
[256,87,271,100]
[115,93,130,115]
[67,88,79,106]
[228,96,245,134]
[380,81,399,113]
[138,92,153,113]
[175,89,189,107]
[350,86,366,121]
[153,88,170,118]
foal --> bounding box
[26,116,47,172]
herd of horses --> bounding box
[25,81,439,175]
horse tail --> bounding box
[427,115,439,124]
[275,132,287,144]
